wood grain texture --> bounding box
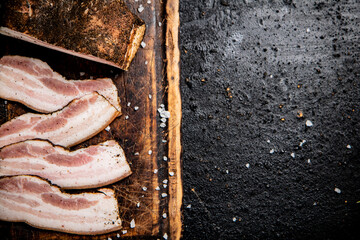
[166,0,183,240]
[0,0,181,239]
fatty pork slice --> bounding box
[0,55,121,113]
[0,92,120,148]
[0,175,122,235]
[0,140,131,189]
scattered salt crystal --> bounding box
[161,193,168,198]
[138,5,144,13]
[155,186,160,190]
[134,106,139,111]
[158,108,165,113]
[160,123,166,128]
[147,0,151,4]
[163,184,167,188]
[225,170,229,174]
[299,139,306,147]
[134,152,139,156]
[145,61,148,65]
[148,150,152,155]
[163,233,168,240]
[160,111,171,119]
[163,156,168,161]
[127,102,131,107]
[307,159,311,164]
[313,202,317,206]
[306,28,311,32]
[169,171,174,176]
[105,126,111,131]
[334,187,341,194]
[291,152,295,158]
[269,74,273,78]
[160,104,165,108]
[162,213,167,218]
[163,179,168,184]
[136,202,140,207]
[79,72,85,76]
[130,219,135,228]
[267,139,270,143]
[270,149,275,154]
[232,217,237,222]
[89,76,93,79]
[122,230,127,234]
[306,120,313,127]
[186,204,192,208]
[4,100,7,104]
[108,237,112,240]
[149,94,152,99]
[162,139,167,143]
[125,115,129,120]
[245,163,250,168]
[161,118,167,123]
[154,169,158,174]
[158,22,162,27]
[142,186,147,191]
[117,233,120,238]
[140,41,146,48]
[346,145,352,149]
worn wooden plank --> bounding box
[0,0,181,239]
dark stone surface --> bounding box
[180,1,360,239]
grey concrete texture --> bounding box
[180,0,360,239]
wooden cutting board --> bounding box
[0,0,182,239]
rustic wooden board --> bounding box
[0,0,181,239]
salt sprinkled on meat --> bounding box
[125,115,129,120]
[136,202,140,207]
[306,28,311,32]
[267,139,270,143]
[108,237,112,240]
[291,153,295,158]
[122,230,127,234]
[140,41,146,48]
[163,179,168,184]
[149,94,152,99]
[134,106,139,111]
[163,156,168,161]
[163,184,167,188]
[306,120,313,127]
[147,0,151,4]
[158,22,162,27]
[232,217,237,222]
[307,159,311,164]
[134,152,139,155]
[347,145,352,149]
[225,170,229,174]
[138,5,144,13]
[162,139,167,143]
[169,172,175,176]
[334,187,341,194]
[117,233,120,238]
[162,193,168,198]
[155,186,160,190]
[148,150,152,155]
[163,233,168,240]
[154,169,158,174]
[245,163,250,168]
[162,213,167,218]
[299,139,306,147]
[160,123,166,128]
[142,186,147,191]
[130,219,135,228]
[270,149,275,154]
[105,126,111,131]
[161,118,167,123]
[160,111,170,119]
[145,61,148,65]
[186,204,192,209]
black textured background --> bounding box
[180,1,360,239]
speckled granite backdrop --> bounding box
[180,0,360,239]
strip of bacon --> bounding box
[0,175,122,235]
[0,140,131,189]
[0,55,121,113]
[0,92,120,148]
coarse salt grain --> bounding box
[270,149,275,154]
[160,123,166,128]
[334,187,341,194]
[232,217,236,222]
[130,219,135,228]
[161,193,168,198]
[145,61,148,65]
[125,115,129,120]
[122,230,127,234]
[105,126,111,131]
[154,169,158,174]
[162,213,167,218]
[158,107,164,113]
[163,179,168,184]
[299,139,306,147]
[162,139,167,143]
[79,72,85,76]
[134,106,139,111]
[160,104,165,108]
[225,170,229,174]
[155,186,160,190]
[108,237,112,240]
[149,94,152,99]
[186,204,192,208]
[117,233,120,238]
[307,159,311,164]
[245,163,250,168]
[138,5,144,13]
[147,0,151,4]
[306,120,313,127]
[169,172,174,176]
[163,233,168,240]
[161,118,167,123]
[148,150,152,155]
[136,202,140,207]
[306,28,311,32]
[267,139,271,143]
[127,102,131,107]
[347,145,352,149]
[142,186,147,191]
[163,156,168,161]
[134,152,139,156]
[159,22,162,27]
[163,184,167,188]
[160,111,171,119]
[291,152,295,158]
[140,41,146,48]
